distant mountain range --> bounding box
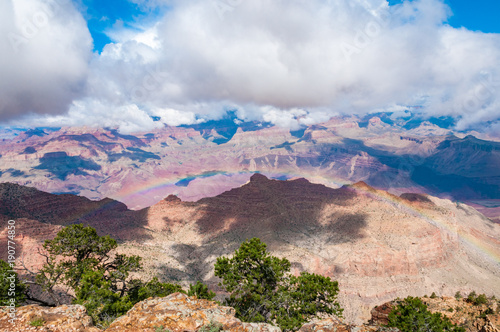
[1,175,499,323]
[0,113,499,218]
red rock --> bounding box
[0,304,99,332]
[106,293,280,332]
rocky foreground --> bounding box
[0,293,498,332]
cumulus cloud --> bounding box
[0,0,92,121]
[3,0,500,132]
[150,107,201,127]
[19,99,163,134]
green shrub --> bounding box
[466,292,488,306]
[29,317,45,327]
[386,296,465,332]
[448,307,454,312]
[0,259,26,306]
[479,308,494,319]
[430,292,438,299]
[473,294,488,306]
[73,270,135,328]
[188,281,216,301]
[455,291,462,300]
[199,321,223,332]
[154,326,171,332]
[467,291,477,303]
[129,277,185,303]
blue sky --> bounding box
[389,0,500,33]
[73,0,164,52]
[78,0,500,53]
[443,0,500,33]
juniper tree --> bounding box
[214,238,342,331]
[32,224,184,328]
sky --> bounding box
[1,0,500,133]
[386,0,500,31]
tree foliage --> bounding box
[130,277,185,303]
[467,291,488,306]
[214,238,342,331]
[34,224,183,328]
[35,224,131,304]
[214,238,290,322]
[386,296,465,332]
[0,259,26,306]
[73,270,134,326]
[188,281,216,301]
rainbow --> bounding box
[115,169,349,205]
[342,182,500,266]
[60,169,500,266]
[123,170,500,265]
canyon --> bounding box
[0,114,499,222]
[1,175,499,324]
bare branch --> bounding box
[17,254,37,276]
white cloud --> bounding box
[151,107,200,126]
[0,0,92,121]
[17,99,162,134]
[3,0,500,132]
[262,107,303,130]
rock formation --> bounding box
[0,304,100,332]
[106,292,280,332]
[0,294,280,332]
[2,293,497,331]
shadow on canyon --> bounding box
[0,182,153,242]
[157,175,367,283]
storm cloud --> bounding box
[0,0,92,121]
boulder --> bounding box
[369,302,395,326]
[0,304,99,332]
[106,292,280,332]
